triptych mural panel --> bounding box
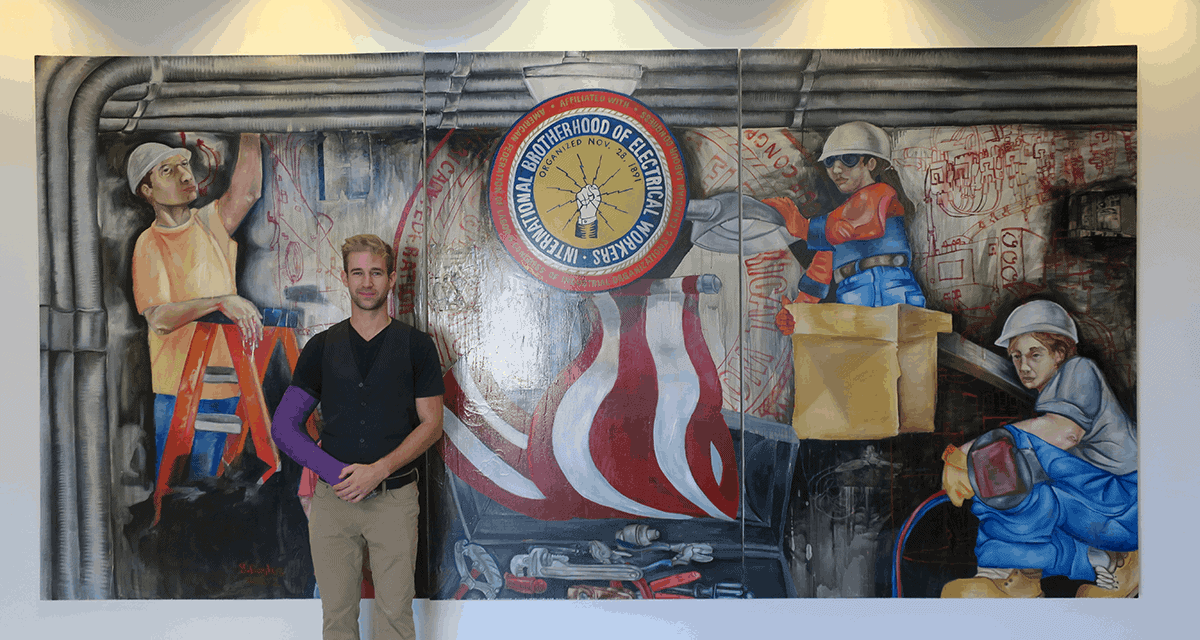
[38,47,1138,601]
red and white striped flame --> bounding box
[439,275,739,521]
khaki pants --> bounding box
[309,480,420,640]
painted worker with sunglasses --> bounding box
[765,122,925,331]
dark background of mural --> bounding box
[39,48,1135,600]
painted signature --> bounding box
[238,562,286,577]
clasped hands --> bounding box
[333,462,390,503]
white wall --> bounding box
[3,1,1196,637]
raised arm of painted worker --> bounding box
[216,133,263,234]
[335,394,444,503]
[271,385,350,485]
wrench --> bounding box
[453,541,503,600]
[510,548,644,581]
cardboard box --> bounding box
[786,303,952,440]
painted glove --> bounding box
[941,444,975,507]
[775,292,820,335]
[762,196,810,239]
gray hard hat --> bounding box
[819,121,891,162]
[994,300,1078,349]
[127,142,191,193]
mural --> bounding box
[38,47,1137,601]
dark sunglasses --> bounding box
[822,154,863,169]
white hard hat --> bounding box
[127,142,191,193]
[994,300,1078,349]
[819,121,891,162]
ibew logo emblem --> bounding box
[490,90,687,292]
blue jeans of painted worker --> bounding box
[835,265,926,307]
[971,425,1138,581]
[154,394,238,479]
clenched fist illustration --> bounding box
[575,183,601,239]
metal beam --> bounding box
[937,333,1036,402]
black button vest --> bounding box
[319,319,418,470]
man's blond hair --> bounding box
[341,234,395,274]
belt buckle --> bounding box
[834,261,858,284]
[361,482,385,501]
[361,469,415,501]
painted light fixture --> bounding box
[522,51,643,102]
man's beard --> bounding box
[351,289,388,311]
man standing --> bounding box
[272,234,445,639]
[129,133,264,478]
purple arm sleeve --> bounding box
[271,385,346,485]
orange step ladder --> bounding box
[152,310,306,524]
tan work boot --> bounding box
[941,567,1044,598]
[1076,550,1139,598]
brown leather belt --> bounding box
[832,253,909,284]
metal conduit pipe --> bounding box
[457,52,566,74]
[591,50,740,68]
[643,67,1137,93]
[51,353,80,599]
[158,52,424,81]
[439,92,534,112]
[36,56,68,309]
[811,47,1136,72]
[99,55,446,133]
[39,351,53,598]
[792,89,1137,112]
[108,75,425,101]
[36,54,68,597]
[101,92,426,119]
[421,52,462,74]
[806,71,1138,92]
[36,55,69,601]
[736,73,805,92]
[46,58,108,317]
[740,113,796,128]
[99,114,428,133]
[36,56,62,601]
[74,351,114,597]
[72,57,150,311]
[738,50,816,69]
[635,92,740,109]
[648,109,740,127]
[435,112,517,129]
[43,55,109,601]
[739,93,802,112]
[636,71,738,90]
[798,108,1138,129]
[439,75,528,93]
[638,70,739,90]
[66,56,150,599]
